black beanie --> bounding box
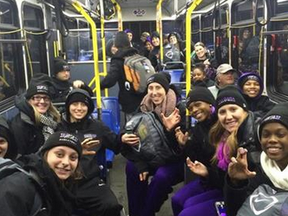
[237,72,263,97]
[54,57,70,75]
[25,84,50,99]
[66,89,94,116]
[147,72,171,93]
[41,131,82,158]
[114,31,130,49]
[216,85,248,111]
[0,116,17,159]
[259,102,288,137]
[186,86,215,108]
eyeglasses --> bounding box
[31,96,51,102]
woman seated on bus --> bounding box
[191,42,218,80]
[141,36,153,58]
[0,131,82,216]
[177,85,261,216]
[237,72,275,118]
[163,32,185,64]
[149,31,161,71]
[0,116,17,159]
[191,64,215,87]
[121,72,186,216]
[224,102,288,216]
[172,84,220,216]
[57,88,123,216]
[11,83,60,155]
[238,28,260,72]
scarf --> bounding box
[140,89,177,121]
[217,133,231,171]
[261,152,288,190]
[40,113,58,141]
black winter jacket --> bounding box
[185,114,217,167]
[243,94,275,119]
[57,117,122,180]
[204,111,261,189]
[10,94,45,155]
[50,77,73,103]
[0,155,77,216]
[100,47,145,114]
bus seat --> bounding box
[161,69,184,83]
[102,97,121,133]
[92,109,115,169]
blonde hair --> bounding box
[30,103,60,125]
[209,112,248,164]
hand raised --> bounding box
[139,172,149,181]
[228,147,256,181]
[186,157,208,178]
[175,126,188,146]
[161,108,181,131]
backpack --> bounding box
[123,54,155,94]
[0,158,47,216]
[125,112,176,168]
[237,184,288,216]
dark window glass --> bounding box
[202,13,213,29]
[276,0,288,15]
[0,0,25,104]
[215,6,228,27]
[0,0,13,25]
[234,1,253,23]
[268,21,288,97]
[192,17,200,31]
[23,4,47,81]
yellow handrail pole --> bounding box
[185,0,203,95]
[111,0,123,31]
[99,0,108,97]
[72,1,102,113]
[156,0,164,64]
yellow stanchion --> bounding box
[185,0,203,96]
[156,0,164,64]
[111,0,123,31]
[72,1,102,113]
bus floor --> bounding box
[108,154,184,216]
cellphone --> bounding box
[215,201,227,216]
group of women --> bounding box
[1,27,288,216]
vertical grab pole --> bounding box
[99,0,108,97]
[111,0,123,31]
[72,1,102,119]
[185,0,203,95]
[185,0,203,129]
[156,0,164,65]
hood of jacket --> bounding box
[15,93,36,124]
[112,47,138,59]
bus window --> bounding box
[63,18,118,62]
[0,0,25,104]
[275,0,288,15]
[233,1,253,23]
[23,4,48,81]
[201,13,213,55]
[192,17,200,44]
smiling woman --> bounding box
[0,131,82,216]
[10,83,60,156]
[224,102,288,216]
